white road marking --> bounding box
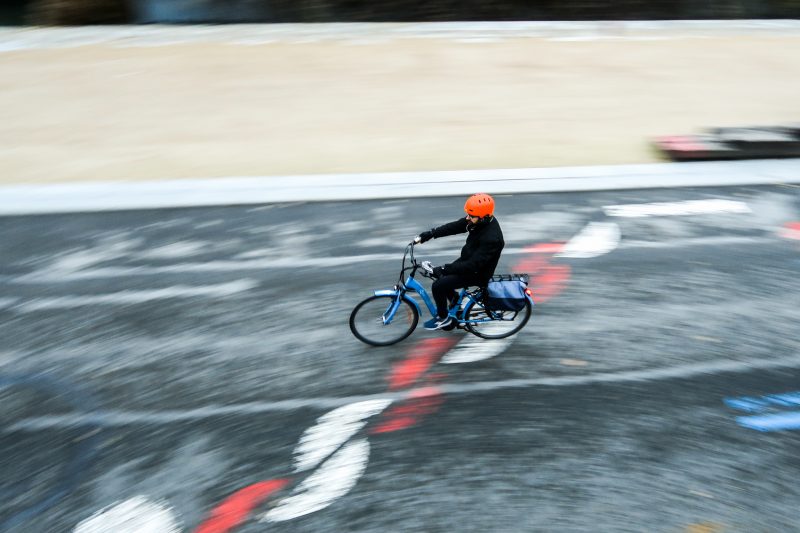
[441,353,800,392]
[137,241,209,259]
[262,438,371,523]
[6,394,409,431]
[13,255,400,282]
[8,280,257,312]
[48,239,141,271]
[557,222,621,259]
[616,235,771,249]
[9,235,771,283]
[12,353,800,432]
[72,496,181,533]
[442,326,513,364]
[0,297,18,310]
[292,399,392,473]
[603,199,752,218]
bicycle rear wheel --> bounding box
[463,299,531,339]
[350,295,419,346]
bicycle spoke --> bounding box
[350,295,419,346]
[463,299,531,339]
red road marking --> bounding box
[779,222,800,240]
[512,243,571,303]
[194,479,289,533]
[194,240,574,531]
[529,266,571,303]
[521,242,565,255]
[371,386,444,434]
[375,241,573,432]
[385,337,458,390]
[372,338,457,434]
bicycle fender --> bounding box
[373,289,398,297]
[372,290,421,314]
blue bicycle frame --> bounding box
[373,244,495,326]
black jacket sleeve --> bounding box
[445,234,503,276]
[430,218,469,239]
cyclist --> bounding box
[414,193,504,330]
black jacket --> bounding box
[429,216,504,284]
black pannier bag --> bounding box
[485,274,531,312]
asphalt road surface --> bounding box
[2,184,800,532]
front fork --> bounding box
[403,276,437,317]
[372,290,419,326]
[373,276,434,325]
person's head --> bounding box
[464,193,495,225]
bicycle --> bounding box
[349,242,534,346]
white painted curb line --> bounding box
[3,20,800,51]
[1,159,798,216]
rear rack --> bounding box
[490,273,529,283]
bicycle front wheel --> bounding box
[463,299,531,339]
[350,295,419,346]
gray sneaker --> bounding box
[424,316,454,330]
[434,316,454,330]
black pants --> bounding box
[432,274,483,319]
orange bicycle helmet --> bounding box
[464,193,495,218]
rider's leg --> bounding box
[426,274,481,331]
[432,274,481,318]
[447,289,459,308]
[424,275,465,330]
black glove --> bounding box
[415,230,434,244]
[432,266,446,278]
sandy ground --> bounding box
[1,28,799,185]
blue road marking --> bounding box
[737,411,800,432]
[724,391,800,413]
[724,397,769,413]
[726,391,800,432]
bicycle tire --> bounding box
[350,295,419,346]
[463,299,531,339]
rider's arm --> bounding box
[416,219,467,243]
[430,218,469,239]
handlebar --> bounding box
[398,242,437,283]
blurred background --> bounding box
[2,2,800,533]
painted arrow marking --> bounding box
[74,496,182,533]
[291,399,393,474]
